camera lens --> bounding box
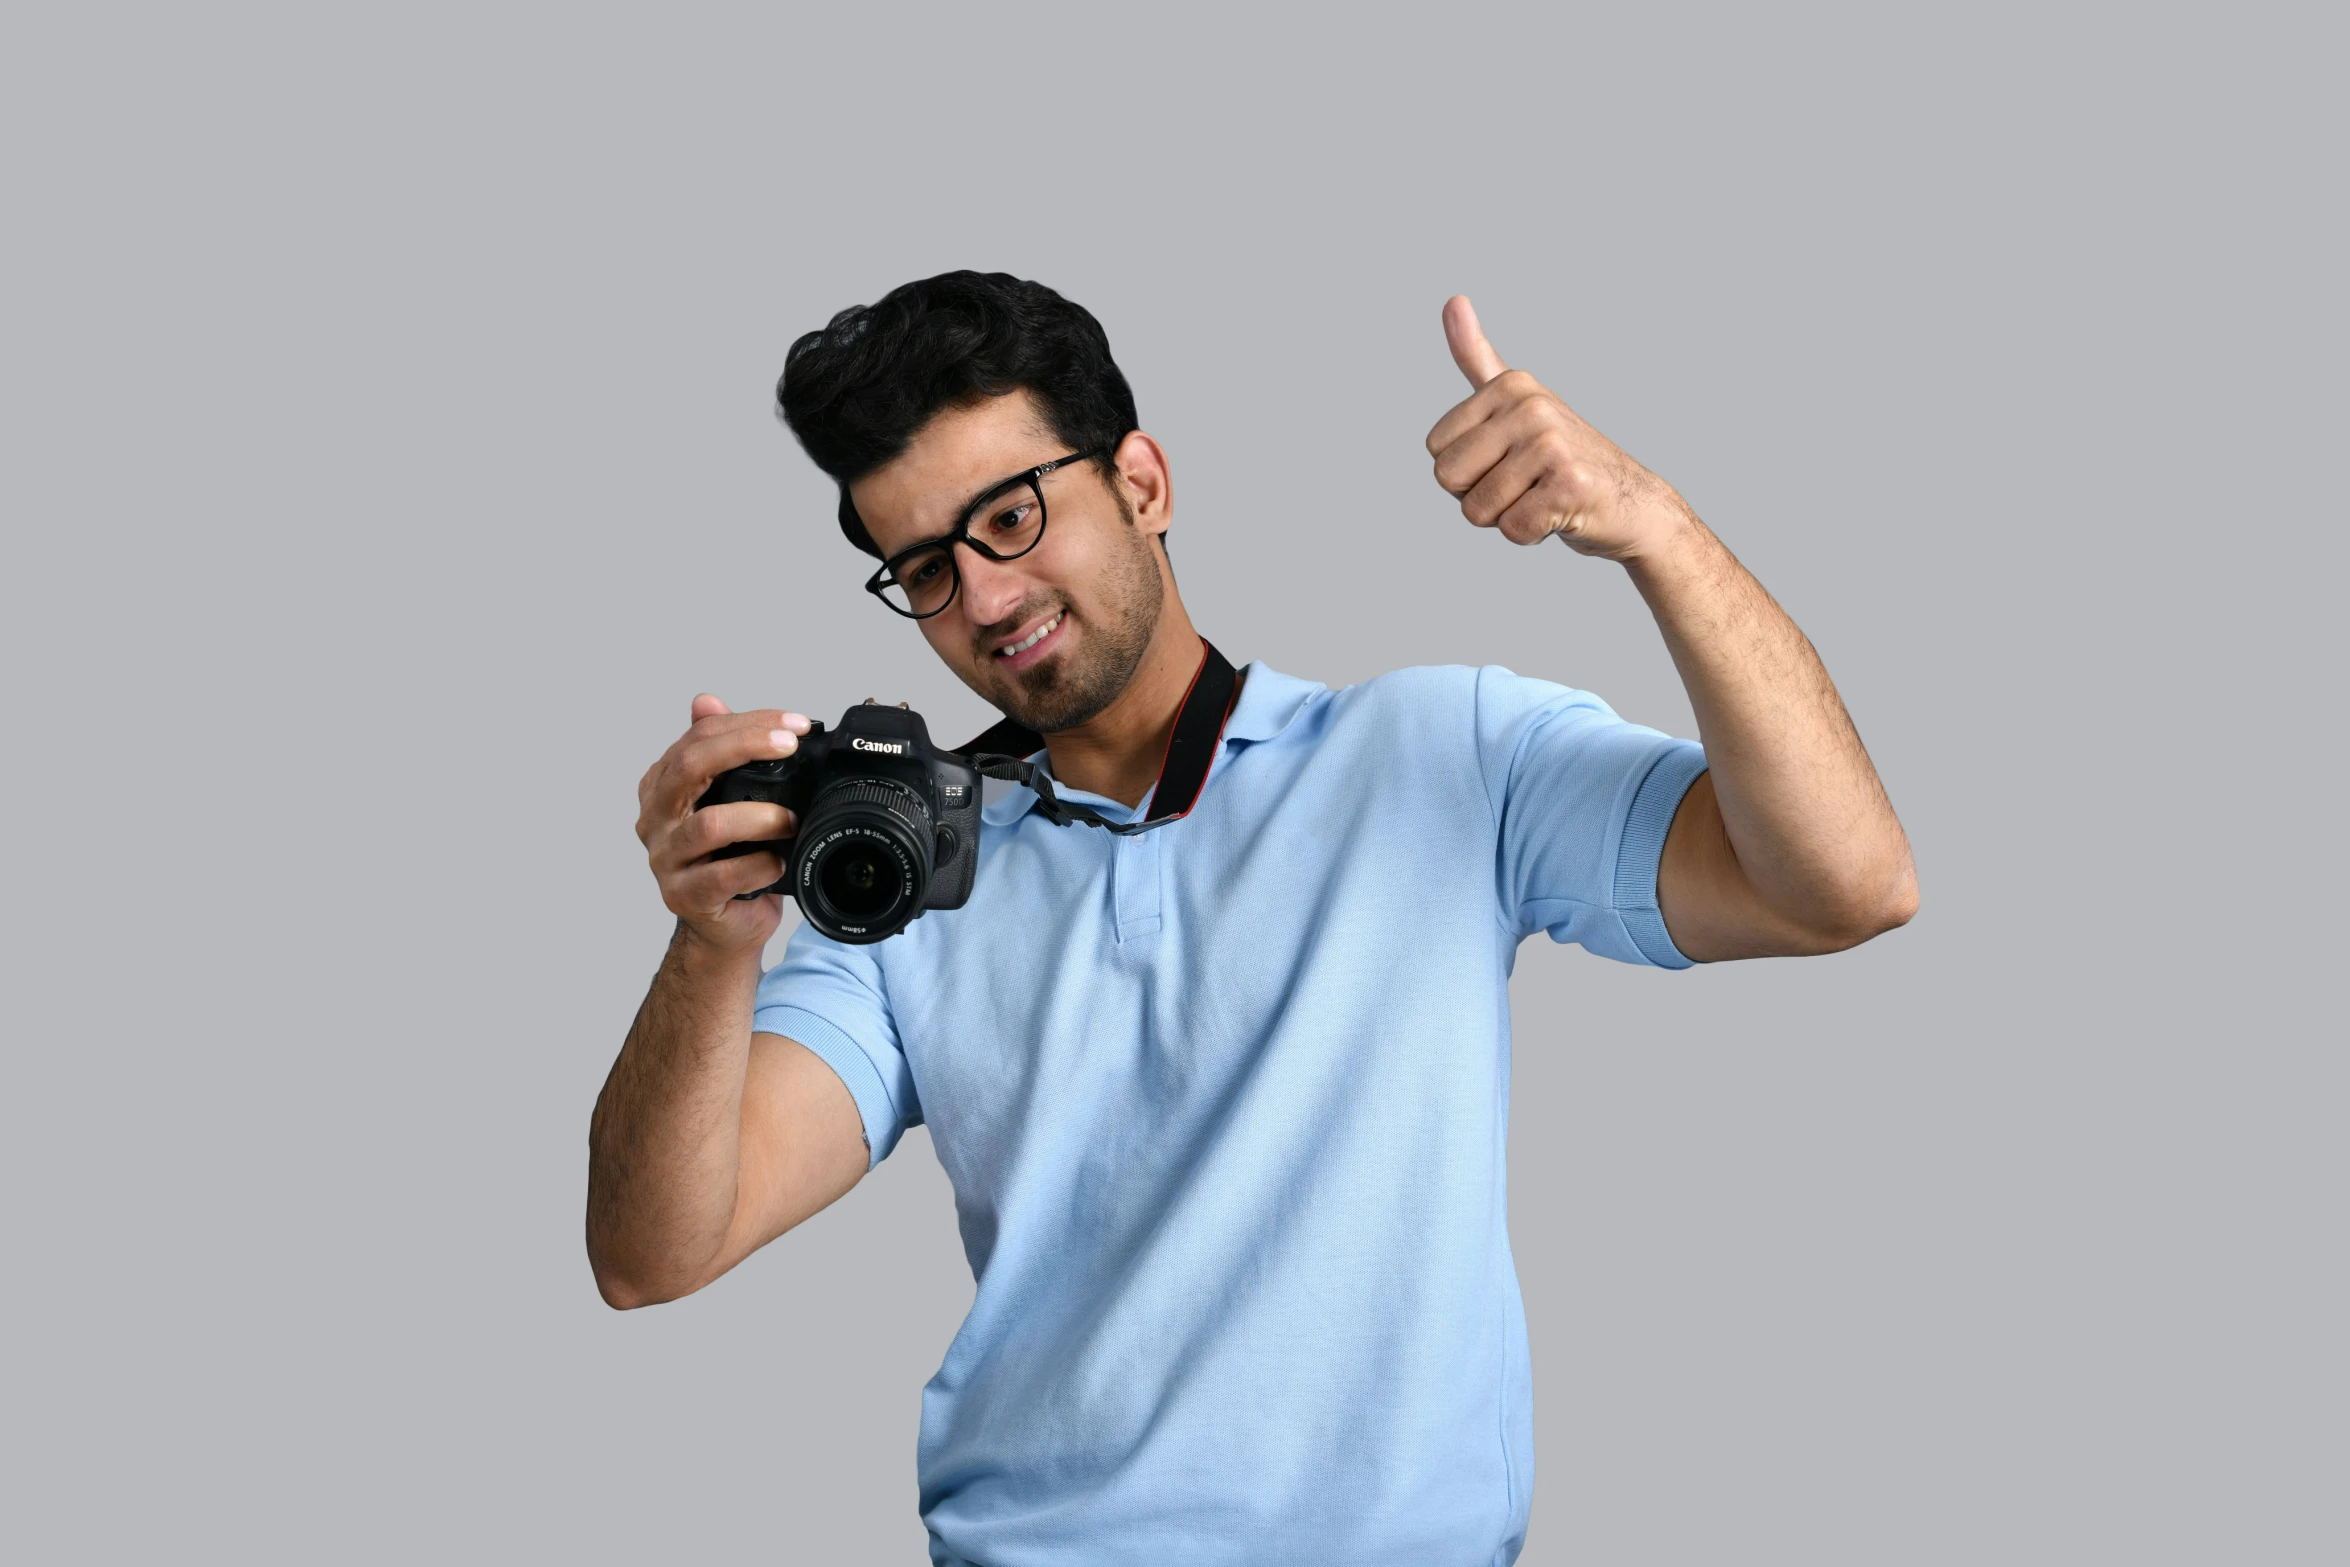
[819,844,897,920]
[792,777,934,943]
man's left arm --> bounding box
[1428,296,1917,961]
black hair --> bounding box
[775,271,1141,559]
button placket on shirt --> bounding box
[1112,828,1163,942]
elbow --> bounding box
[587,1245,700,1312]
[1809,860,1920,952]
[594,1271,663,1311]
[1881,862,1922,932]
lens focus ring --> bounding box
[807,776,934,834]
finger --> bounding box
[1458,442,1550,530]
[670,850,787,910]
[1494,477,1578,546]
[692,706,811,737]
[692,693,732,720]
[652,805,795,879]
[1424,368,1536,458]
[645,708,798,815]
[674,801,797,864]
[656,720,804,813]
[1444,295,1508,389]
[1429,416,1517,499]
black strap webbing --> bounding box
[954,640,1238,836]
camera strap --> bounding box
[956,639,1239,837]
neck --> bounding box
[1040,588,1209,809]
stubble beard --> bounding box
[988,527,1165,735]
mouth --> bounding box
[992,610,1066,671]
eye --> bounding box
[905,555,949,586]
[982,500,1034,537]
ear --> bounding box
[1111,430,1173,538]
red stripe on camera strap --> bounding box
[956,639,1239,836]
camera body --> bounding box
[697,701,982,944]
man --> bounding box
[589,272,1916,1565]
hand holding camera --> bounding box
[635,695,815,954]
[695,700,982,945]
[641,694,984,951]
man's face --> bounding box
[852,391,1169,734]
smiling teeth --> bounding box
[999,613,1061,657]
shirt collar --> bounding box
[1220,660,1321,746]
[979,659,1323,828]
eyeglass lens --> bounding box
[878,477,1046,617]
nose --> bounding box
[953,543,1030,629]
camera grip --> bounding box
[695,756,803,896]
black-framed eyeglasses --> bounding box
[864,448,1112,619]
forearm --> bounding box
[1622,505,1917,941]
[586,922,765,1306]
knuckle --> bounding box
[640,762,676,810]
[686,802,729,852]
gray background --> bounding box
[3,3,2339,1562]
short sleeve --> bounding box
[754,922,922,1168]
[1473,664,1710,968]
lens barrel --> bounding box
[792,776,935,943]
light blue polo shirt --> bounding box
[754,661,1707,1567]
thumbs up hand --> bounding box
[1425,296,1690,557]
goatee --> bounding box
[990,537,1164,734]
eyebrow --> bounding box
[952,468,1026,525]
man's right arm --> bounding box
[585,695,871,1310]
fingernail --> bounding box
[781,713,812,733]
[769,730,797,753]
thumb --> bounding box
[1443,295,1508,388]
[691,692,732,721]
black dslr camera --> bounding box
[698,701,982,944]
